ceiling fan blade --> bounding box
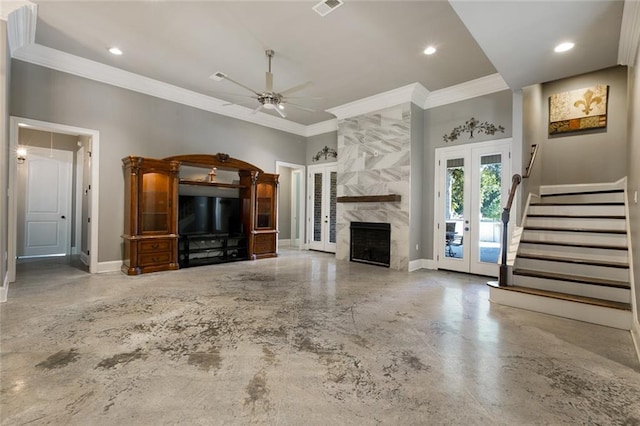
[279,81,313,97]
[221,100,259,107]
[219,75,260,95]
[284,102,316,113]
[275,106,287,118]
[266,72,273,92]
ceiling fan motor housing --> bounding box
[258,92,282,109]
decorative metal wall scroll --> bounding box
[312,145,337,162]
[443,117,505,143]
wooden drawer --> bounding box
[139,251,172,266]
[139,240,171,253]
[254,233,275,254]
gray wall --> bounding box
[422,90,513,259]
[10,60,307,263]
[278,166,292,240]
[521,84,545,203]
[524,66,628,186]
[410,103,424,261]
[1,20,9,289]
[628,61,640,325]
[306,131,337,165]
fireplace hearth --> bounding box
[350,222,391,267]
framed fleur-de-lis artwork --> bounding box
[549,85,609,135]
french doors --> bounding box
[435,139,511,276]
[307,163,337,253]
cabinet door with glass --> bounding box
[255,174,278,230]
[140,170,173,234]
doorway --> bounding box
[8,117,100,286]
[307,163,337,253]
[434,138,511,276]
[275,161,305,251]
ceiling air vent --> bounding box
[313,0,344,17]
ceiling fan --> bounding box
[212,49,314,119]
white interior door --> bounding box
[308,163,337,253]
[435,139,511,276]
[20,146,73,257]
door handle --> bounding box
[61,215,66,219]
[464,227,469,231]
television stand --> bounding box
[178,233,248,268]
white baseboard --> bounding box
[97,260,122,273]
[408,259,437,272]
[278,239,291,247]
[80,252,89,266]
[632,320,640,364]
[0,272,8,302]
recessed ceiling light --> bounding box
[424,46,437,55]
[109,47,123,55]
[554,42,574,53]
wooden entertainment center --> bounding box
[121,153,278,275]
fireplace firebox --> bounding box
[350,222,391,267]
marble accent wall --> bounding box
[336,104,411,270]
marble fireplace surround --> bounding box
[336,104,411,271]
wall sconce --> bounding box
[16,147,27,164]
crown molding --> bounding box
[10,43,309,137]
[6,3,36,54]
[618,0,640,66]
[305,119,338,137]
[423,73,509,110]
[1,1,33,21]
[327,82,428,120]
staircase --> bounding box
[489,180,633,330]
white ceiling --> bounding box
[11,1,629,127]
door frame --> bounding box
[8,117,100,281]
[18,146,73,258]
[433,138,512,276]
[307,162,337,253]
[275,161,306,252]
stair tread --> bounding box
[540,189,624,197]
[513,269,630,289]
[495,285,631,311]
[530,202,624,206]
[519,240,628,251]
[527,214,625,219]
[517,253,628,268]
[524,226,626,234]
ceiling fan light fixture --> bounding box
[554,42,574,53]
[278,104,284,110]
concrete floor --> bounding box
[1,249,640,425]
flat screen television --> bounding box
[178,196,242,235]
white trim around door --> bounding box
[8,117,100,283]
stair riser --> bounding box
[525,217,626,231]
[518,243,628,263]
[512,274,630,303]
[489,287,632,330]
[521,230,627,247]
[528,204,625,216]
[539,193,624,204]
[515,258,629,282]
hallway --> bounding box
[1,250,639,424]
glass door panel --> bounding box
[312,172,323,243]
[444,157,465,260]
[477,154,502,264]
[329,171,337,245]
[308,164,337,253]
[141,172,170,233]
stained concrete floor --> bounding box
[1,249,640,425]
